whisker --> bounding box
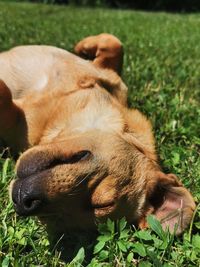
[67,173,92,196]
[75,173,91,187]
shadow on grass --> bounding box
[50,230,97,264]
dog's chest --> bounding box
[67,93,123,134]
[67,107,122,136]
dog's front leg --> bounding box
[74,33,123,75]
[0,80,27,155]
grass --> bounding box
[0,1,200,266]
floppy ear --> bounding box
[0,79,27,154]
[139,172,196,235]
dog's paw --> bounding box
[74,33,123,74]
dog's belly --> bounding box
[0,45,99,99]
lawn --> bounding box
[0,1,200,266]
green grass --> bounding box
[0,2,200,266]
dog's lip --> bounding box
[93,202,116,217]
[91,201,115,210]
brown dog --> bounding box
[0,34,195,239]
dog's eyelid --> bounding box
[47,150,92,169]
[72,150,92,162]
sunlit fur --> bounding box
[0,34,195,238]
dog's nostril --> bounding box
[24,198,32,208]
[23,196,42,211]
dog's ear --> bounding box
[139,172,196,235]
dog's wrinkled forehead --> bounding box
[37,88,124,146]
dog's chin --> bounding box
[37,201,117,229]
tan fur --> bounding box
[0,34,195,238]
[75,33,123,74]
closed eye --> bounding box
[48,150,92,168]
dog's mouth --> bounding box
[37,203,117,225]
[12,170,117,219]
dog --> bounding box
[0,34,195,241]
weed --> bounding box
[0,2,199,266]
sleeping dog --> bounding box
[0,34,195,241]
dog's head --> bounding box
[11,130,195,235]
[0,76,195,235]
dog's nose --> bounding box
[12,177,45,216]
